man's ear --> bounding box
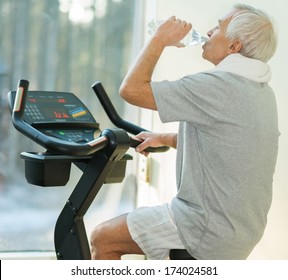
[228,40,242,54]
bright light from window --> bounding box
[59,0,108,24]
[69,2,94,24]
[94,0,107,19]
[59,0,70,13]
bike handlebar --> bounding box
[11,79,169,156]
[92,81,169,153]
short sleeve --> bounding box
[152,72,231,128]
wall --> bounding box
[136,0,288,259]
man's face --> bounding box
[202,10,239,65]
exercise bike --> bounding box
[8,79,195,260]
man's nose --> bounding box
[207,30,213,38]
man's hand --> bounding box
[133,132,177,157]
[154,16,192,48]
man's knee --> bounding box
[90,222,108,251]
[89,214,143,259]
[90,221,111,259]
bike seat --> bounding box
[169,249,196,260]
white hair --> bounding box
[226,4,278,62]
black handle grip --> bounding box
[91,81,170,153]
[130,138,170,153]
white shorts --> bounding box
[127,203,185,260]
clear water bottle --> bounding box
[148,19,207,46]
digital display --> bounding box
[20,91,97,125]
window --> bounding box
[0,0,140,253]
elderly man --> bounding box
[90,4,279,260]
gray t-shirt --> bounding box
[152,71,279,259]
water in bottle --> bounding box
[148,19,208,47]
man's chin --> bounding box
[201,50,206,60]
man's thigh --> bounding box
[127,203,185,260]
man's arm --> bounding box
[119,16,192,110]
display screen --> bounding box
[20,91,97,125]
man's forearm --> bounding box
[119,37,165,110]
